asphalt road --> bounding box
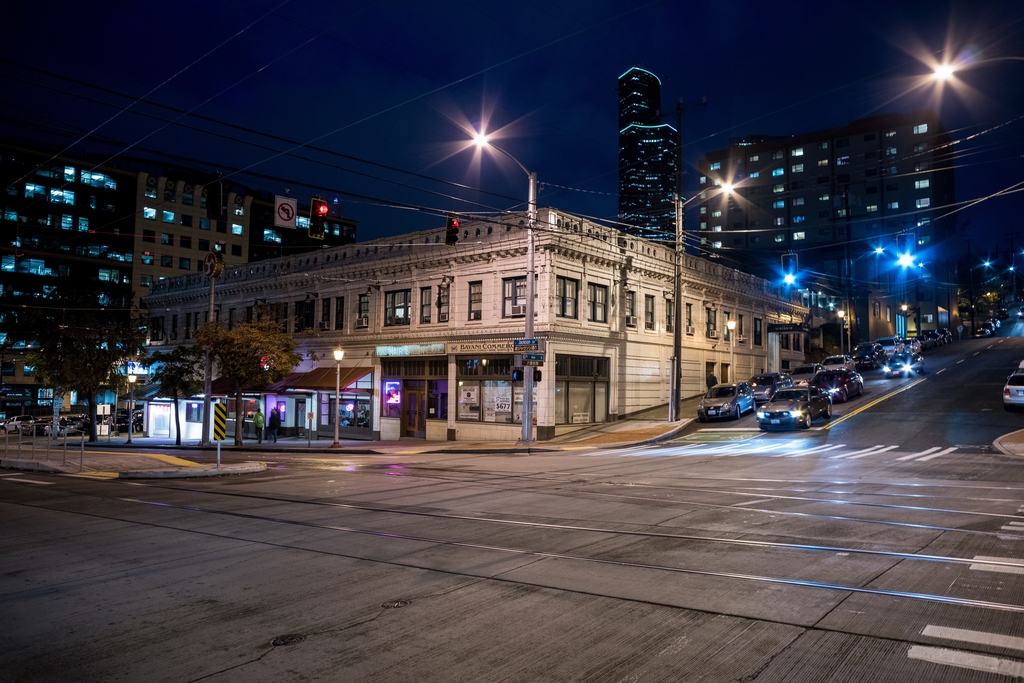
[3,327,1024,682]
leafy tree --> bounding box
[149,346,204,446]
[26,309,147,442]
[195,313,301,446]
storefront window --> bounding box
[428,380,447,420]
[458,381,480,420]
[382,380,401,418]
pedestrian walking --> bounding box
[254,408,265,444]
[706,372,718,391]
[268,408,281,443]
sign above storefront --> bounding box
[376,343,447,357]
[448,340,517,354]
[767,323,809,334]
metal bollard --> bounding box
[31,431,35,459]
[63,432,68,465]
[80,431,85,472]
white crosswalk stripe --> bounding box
[578,440,963,461]
[894,446,942,461]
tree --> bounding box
[195,314,301,446]
[26,307,147,442]
[149,346,204,446]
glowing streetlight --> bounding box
[331,348,344,448]
[126,374,137,446]
[933,64,955,81]
[472,131,538,444]
[874,247,884,255]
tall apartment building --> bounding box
[696,111,958,339]
[618,67,678,243]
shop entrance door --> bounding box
[295,398,306,436]
[403,380,425,438]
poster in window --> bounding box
[384,381,401,405]
[461,386,478,405]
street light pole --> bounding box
[726,319,736,382]
[126,374,136,446]
[331,348,344,448]
[837,310,845,356]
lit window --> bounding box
[699,206,707,215]
[837,208,847,217]
[296,216,309,228]
[712,179,721,186]
[791,147,804,157]
[885,130,896,138]
[793,215,806,224]
[817,142,829,150]
[748,154,759,162]
[867,204,878,212]
[792,197,804,206]
[143,207,156,220]
[263,229,281,243]
[162,210,174,223]
[915,179,930,189]
[61,214,73,229]
[836,156,850,166]
[774,217,786,226]
[793,232,806,240]
[750,171,760,178]
[791,164,804,173]
[917,217,931,227]
[817,159,829,167]
[885,146,897,156]
[887,201,899,210]
[231,224,243,236]
[771,151,783,160]
[699,176,706,184]
[700,222,707,230]
[915,198,930,208]
[773,184,784,193]
[78,217,89,232]
[140,274,152,287]
[913,123,928,134]
[913,143,928,152]
[712,241,722,249]
[711,210,722,218]
[774,234,785,243]
[773,200,785,209]
[141,252,154,265]
[710,162,721,170]
[179,258,191,270]
[712,225,722,232]
[818,193,829,201]
[161,233,173,245]
[772,168,784,177]
[49,188,74,205]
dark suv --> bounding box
[851,343,885,370]
[748,372,793,405]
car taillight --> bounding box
[1005,388,1011,396]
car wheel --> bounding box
[698,416,706,423]
[824,402,832,419]
[838,388,848,403]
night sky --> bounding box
[3,0,1023,257]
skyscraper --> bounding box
[617,67,678,243]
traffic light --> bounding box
[781,252,798,285]
[445,214,460,246]
[309,198,328,240]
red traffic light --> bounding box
[316,202,329,216]
[451,218,459,228]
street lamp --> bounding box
[726,319,736,383]
[331,348,344,448]
[837,310,845,356]
[126,374,136,446]
[473,132,538,444]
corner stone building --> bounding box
[145,209,807,442]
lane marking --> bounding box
[896,447,941,461]
[916,447,958,462]
[823,378,927,429]
[845,445,900,460]
[974,352,980,356]
[970,555,1024,575]
[908,645,1024,677]
[0,472,25,477]
[957,359,966,364]
[829,445,886,459]
[922,625,1024,652]
[788,444,845,455]
[731,498,777,507]
[3,478,53,485]
[936,368,947,375]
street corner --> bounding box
[117,461,267,479]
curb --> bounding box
[117,462,267,479]
[993,430,1024,457]
[0,459,70,473]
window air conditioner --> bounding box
[438,312,449,322]
[510,305,526,316]
[319,321,330,331]
[356,318,369,328]
[707,329,719,339]
[469,310,482,320]
[625,315,637,327]
[685,325,695,335]
[645,321,655,330]
[738,335,747,343]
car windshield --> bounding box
[749,375,775,386]
[823,357,845,364]
[890,353,912,363]
[706,387,736,398]
[816,372,845,383]
[774,389,807,401]
[791,367,816,376]
[877,339,894,347]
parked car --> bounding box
[913,333,934,351]
[937,328,953,343]
[810,370,864,403]
[114,409,144,434]
[921,330,943,347]
[756,386,832,430]
[852,343,886,370]
[821,355,856,373]
[997,308,1009,320]
[697,382,756,422]
[1003,369,1024,411]
[874,336,904,359]
[974,326,993,338]
[790,363,824,387]
[748,372,793,405]
[883,351,925,377]
[3,415,35,434]
[989,318,1001,329]
[901,337,922,354]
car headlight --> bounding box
[789,409,803,418]
[903,365,912,371]
[722,403,732,410]
[756,411,765,419]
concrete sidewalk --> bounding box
[994,429,1024,457]
[0,412,692,478]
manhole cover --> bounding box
[382,599,410,609]
[270,634,306,647]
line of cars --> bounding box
[1,411,142,436]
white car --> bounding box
[821,355,856,373]
[874,337,904,359]
[3,415,35,434]
[789,363,824,387]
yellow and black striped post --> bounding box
[213,403,227,469]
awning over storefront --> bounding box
[266,367,372,393]
[210,378,268,396]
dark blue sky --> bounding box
[3,0,1023,255]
